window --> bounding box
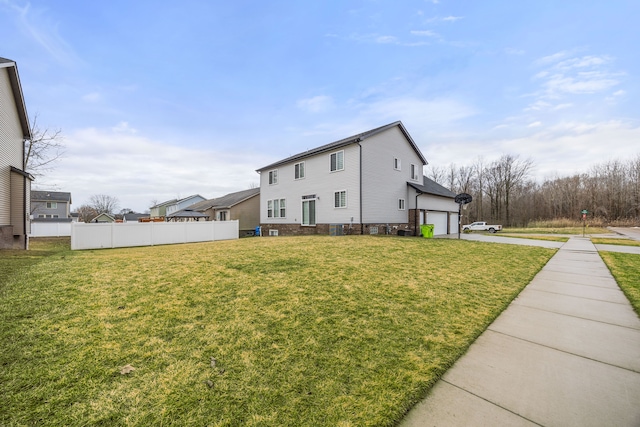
[268,169,278,185]
[394,157,401,171]
[334,190,347,208]
[294,162,305,179]
[46,202,57,209]
[267,199,286,218]
[218,211,227,221]
[330,151,344,172]
[302,199,316,226]
[411,164,419,181]
[53,214,59,218]
[38,214,45,218]
[398,199,405,210]
[269,229,279,236]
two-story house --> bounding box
[31,191,72,220]
[0,57,33,249]
[257,121,459,236]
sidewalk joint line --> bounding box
[441,379,545,426]
[511,303,640,331]
[486,329,640,374]
[521,287,628,305]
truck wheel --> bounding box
[463,228,470,233]
[489,227,496,233]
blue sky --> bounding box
[2,0,639,212]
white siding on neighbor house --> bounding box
[361,126,424,224]
[260,143,361,225]
[0,67,25,226]
[166,196,206,215]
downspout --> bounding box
[22,139,28,249]
[415,191,422,236]
[357,140,363,234]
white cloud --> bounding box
[442,16,463,22]
[296,95,335,113]
[411,30,439,37]
[527,121,542,128]
[40,125,262,212]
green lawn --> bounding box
[600,251,640,316]
[1,236,555,426]
[503,226,611,235]
[592,238,640,247]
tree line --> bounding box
[428,154,640,227]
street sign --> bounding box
[581,209,588,214]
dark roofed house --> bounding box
[31,191,72,221]
[188,187,260,236]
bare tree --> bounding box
[24,114,65,178]
[76,204,97,223]
[89,194,120,216]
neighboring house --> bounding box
[188,188,260,235]
[0,57,33,249]
[165,194,206,216]
[70,212,79,222]
[31,191,72,220]
[123,213,149,222]
[91,213,115,223]
[257,121,458,236]
[149,199,177,218]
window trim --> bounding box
[334,190,347,209]
[267,198,286,219]
[398,198,405,210]
[394,157,401,171]
[294,162,305,180]
[268,169,278,185]
[46,202,58,209]
[410,164,419,181]
[330,150,344,172]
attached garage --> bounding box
[408,177,460,237]
[426,211,449,236]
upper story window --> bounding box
[410,164,419,181]
[394,157,401,171]
[330,150,344,172]
[46,202,58,209]
[294,162,305,180]
[268,169,278,185]
[334,190,347,208]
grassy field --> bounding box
[1,236,555,426]
[600,251,640,316]
[592,238,640,247]
[503,226,611,235]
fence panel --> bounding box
[30,222,72,237]
[71,221,238,250]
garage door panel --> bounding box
[426,212,448,236]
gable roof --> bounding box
[31,191,72,203]
[408,176,456,199]
[210,187,260,209]
[150,199,178,209]
[256,121,427,172]
[0,57,31,140]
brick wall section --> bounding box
[260,222,414,236]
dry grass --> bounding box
[503,226,611,235]
[1,236,555,426]
[591,238,640,247]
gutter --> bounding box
[357,139,363,234]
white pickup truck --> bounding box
[462,221,502,233]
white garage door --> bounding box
[426,211,448,236]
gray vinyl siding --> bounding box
[32,201,69,218]
[0,67,25,226]
[260,144,361,224]
[361,126,424,223]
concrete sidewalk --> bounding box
[400,236,640,427]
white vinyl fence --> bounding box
[71,220,239,250]
[31,221,72,237]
